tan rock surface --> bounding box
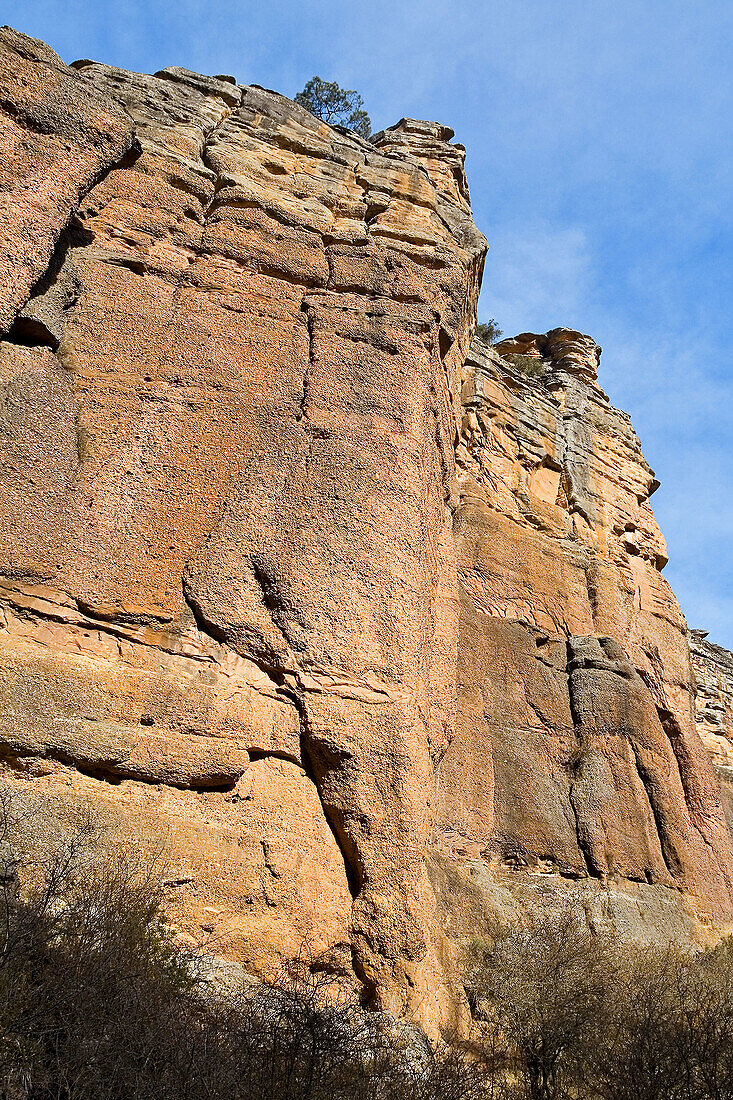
[0,31,485,1032]
[0,27,137,336]
[438,335,733,925]
[1,27,732,1032]
[691,632,733,768]
[690,631,733,832]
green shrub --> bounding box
[475,319,502,344]
[295,77,371,139]
[507,353,548,378]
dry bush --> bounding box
[0,788,489,1100]
[465,907,733,1100]
[0,793,205,1099]
[214,961,493,1100]
[586,941,733,1100]
[464,906,619,1100]
[7,786,733,1100]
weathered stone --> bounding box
[691,632,733,766]
[690,630,733,833]
[0,30,485,1033]
[438,337,733,927]
[0,27,137,335]
[494,327,602,383]
[0,27,732,1034]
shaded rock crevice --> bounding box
[5,218,91,352]
[629,739,683,880]
[564,639,597,879]
[0,740,241,793]
[0,27,139,335]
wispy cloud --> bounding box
[479,221,594,336]
[11,0,733,645]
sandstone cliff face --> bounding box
[690,632,733,831]
[0,28,485,1031]
[434,334,733,944]
[0,27,731,1033]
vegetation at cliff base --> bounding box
[0,794,474,1100]
[4,791,733,1099]
[295,76,371,138]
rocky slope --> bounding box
[1,26,731,1033]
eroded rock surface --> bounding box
[0,27,137,336]
[691,631,733,831]
[437,337,733,930]
[0,30,485,1032]
[0,27,732,1033]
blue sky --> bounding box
[13,0,733,646]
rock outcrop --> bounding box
[435,334,733,944]
[690,631,733,830]
[0,27,485,1031]
[0,27,731,1033]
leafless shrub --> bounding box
[586,940,733,1100]
[464,906,619,1100]
[0,792,205,1099]
[6,786,733,1100]
[0,788,492,1100]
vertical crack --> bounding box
[637,652,728,878]
[294,707,379,1009]
[155,88,243,337]
[656,700,730,886]
[297,726,364,901]
[197,88,245,229]
[629,741,682,878]
[180,574,372,995]
[323,244,334,289]
[583,559,600,631]
[565,638,602,878]
[3,139,141,351]
[297,300,316,422]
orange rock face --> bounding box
[1,28,732,1032]
[439,335,733,932]
[0,28,136,335]
[690,631,733,832]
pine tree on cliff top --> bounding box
[295,76,371,139]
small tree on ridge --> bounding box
[295,76,372,138]
[475,319,503,344]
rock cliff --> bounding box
[690,631,733,830]
[1,26,731,1033]
[434,334,733,952]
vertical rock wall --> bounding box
[0,27,731,1031]
[0,28,486,1031]
[435,334,733,937]
[690,631,733,833]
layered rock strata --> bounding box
[690,631,733,828]
[0,27,731,1032]
[0,27,485,1031]
[434,333,733,940]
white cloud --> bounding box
[478,221,594,336]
